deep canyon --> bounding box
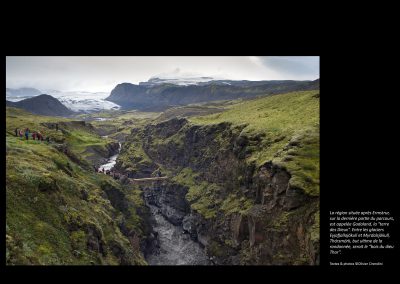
[6,89,319,265]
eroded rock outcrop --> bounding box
[143,182,190,226]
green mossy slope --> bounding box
[190,90,320,196]
[6,107,146,265]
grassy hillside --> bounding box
[6,107,117,166]
[6,107,68,141]
[6,107,147,265]
[77,110,160,140]
[152,105,227,123]
[190,90,320,196]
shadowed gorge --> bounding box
[115,90,320,265]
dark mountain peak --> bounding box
[6,94,74,117]
[23,94,57,101]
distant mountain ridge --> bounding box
[6,94,74,117]
[106,79,320,110]
[6,87,42,97]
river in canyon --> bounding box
[97,142,210,265]
[98,142,121,172]
[145,203,211,265]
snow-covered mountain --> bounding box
[46,91,120,113]
[139,76,218,86]
[6,89,120,113]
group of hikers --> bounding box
[14,123,59,142]
[14,127,50,142]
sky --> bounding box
[6,56,319,92]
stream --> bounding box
[98,142,121,172]
[98,141,210,265]
[145,204,211,265]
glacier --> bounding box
[6,90,121,113]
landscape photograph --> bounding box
[6,56,320,265]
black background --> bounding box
[2,2,398,279]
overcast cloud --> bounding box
[6,56,319,92]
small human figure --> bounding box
[15,128,19,137]
[25,128,29,140]
[32,132,37,140]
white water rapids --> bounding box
[98,142,121,172]
[145,204,211,265]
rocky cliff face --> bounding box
[118,116,319,265]
[83,141,120,168]
[144,183,190,226]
